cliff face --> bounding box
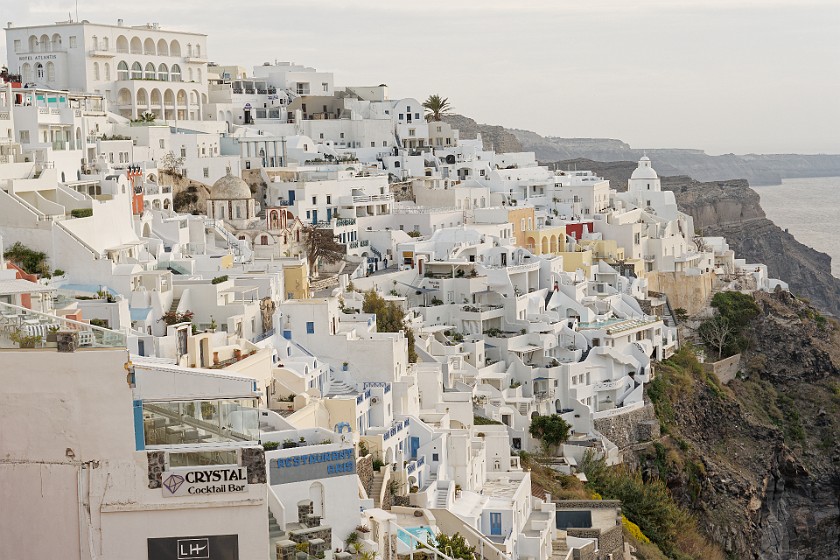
[634,291,840,560]
[510,131,840,186]
[441,114,523,154]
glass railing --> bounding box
[143,398,259,447]
[0,301,126,349]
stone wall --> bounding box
[704,353,741,385]
[597,525,624,560]
[357,454,374,497]
[647,271,715,315]
[556,500,622,510]
[242,446,267,484]
[572,541,596,560]
[147,451,166,489]
[289,526,332,549]
[593,403,659,449]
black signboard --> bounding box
[147,534,239,560]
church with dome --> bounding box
[207,170,306,259]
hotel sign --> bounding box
[147,534,239,560]
[269,448,356,484]
[161,466,248,498]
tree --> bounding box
[133,111,156,123]
[529,414,571,454]
[160,150,185,176]
[427,532,475,560]
[301,224,345,275]
[4,242,49,276]
[362,290,417,362]
[698,315,736,360]
[422,94,452,122]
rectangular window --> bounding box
[371,142,375,148]
[13,40,21,53]
[408,129,415,137]
[340,132,344,139]
[326,195,331,204]
[432,453,439,461]
[312,196,317,204]
[414,113,420,120]
[306,321,314,334]
[203,168,209,178]
[159,139,165,148]
[69,36,77,48]
[398,114,403,120]
[180,147,187,157]
[306,211,311,219]
[322,82,328,92]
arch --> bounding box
[196,68,202,83]
[555,399,562,413]
[104,62,111,80]
[163,199,171,209]
[143,37,155,55]
[170,64,182,82]
[308,482,324,516]
[169,40,181,57]
[150,89,162,107]
[260,235,269,245]
[40,34,49,52]
[135,88,148,107]
[218,110,224,121]
[130,36,142,54]
[156,39,168,56]
[541,237,549,254]
[51,33,62,48]
[102,37,109,51]
[117,61,129,80]
[35,63,44,80]
[549,235,558,253]
[22,63,32,83]
[526,236,536,251]
[176,89,187,106]
[158,63,169,81]
[93,61,100,80]
[153,199,162,210]
[116,35,128,53]
[29,35,38,52]
[142,222,152,237]
[190,90,198,105]
[131,62,142,80]
[46,61,56,82]
[187,68,193,82]
[144,62,156,80]
[384,447,394,465]
[195,44,201,58]
[164,89,175,105]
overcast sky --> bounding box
[3,0,839,154]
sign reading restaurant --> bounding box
[161,466,248,498]
[269,448,356,485]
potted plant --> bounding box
[46,325,60,343]
[233,348,242,360]
[10,330,42,349]
[342,361,349,371]
[282,439,297,449]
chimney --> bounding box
[117,18,123,26]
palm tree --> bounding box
[422,94,452,122]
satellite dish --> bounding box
[445,154,456,165]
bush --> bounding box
[4,242,49,275]
[211,275,229,284]
[70,208,93,218]
[52,269,65,276]
[407,230,422,238]
[262,441,279,451]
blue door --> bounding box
[312,209,318,224]
[410,437,420,460]
[288,190,296,205]
[490,512,502,536]
[327,208,332,221]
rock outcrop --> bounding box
[441,114,522,154]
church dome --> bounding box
[209,171,252,200]
[631,156,658,180]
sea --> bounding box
[751,176,840,279]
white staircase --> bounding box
[434,481,449,508]
[371,471,385,508]
[326,372,356,396]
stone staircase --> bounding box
[169,297,180,313]
[551,537,570,560]
[325,372,356,396]
[371,471,385,507]
[268,510,284,551]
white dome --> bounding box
[631,157,658,180]
[209,171,252,200]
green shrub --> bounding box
[70,208,93,218]
[211,275,229,284]
[262,441,279,451]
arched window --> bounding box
[117,61,129,80]
[131,62,142,80]
[40,34,49,52]
[195,44,201,58]
[51,34,61,48]
[144,62,156,80]
[29,35,38,52]
[130,37,142,54]
[102,37,109,50]
[104,63,111,80]
[93,62,100,80]
[170,64,181,82]
[35,63,44,79]
[196,68,202,83]
[158,63,169,81]
[143,38,155,55]
[156,39,168,56]
[187,68,193,82]
[169,40,181,57]
[22,63,32,83]
[261,235,268,245]
[92,35,98,49]
[116,35,128,53]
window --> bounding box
[180,147,187,157]
[432,453,439,462]
[69,36,77,48]
[406,106,411,112]
[340,132,344,139]
[104,63,110,80]
[13,40,21,53]
[306,321,314,334]
[414,113,420,120]
[159,139,165,149]
[203,168,209,178]
[322,82,328,92]
[326,195,331,204]
[408,129,415,137]
[371,142,375,148]
[398,114,403,120]
[35,63,44,79]
[93,62,100,80]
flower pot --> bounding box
[213,351,220,365]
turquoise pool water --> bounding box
[398,526,436,548]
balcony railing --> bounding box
[0,301,126,350]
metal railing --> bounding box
[0,301,126,349]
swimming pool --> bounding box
[398,525,436,549]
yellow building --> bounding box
[283,262,310,300]
[523,225,567,255]
[508,207,536,247]
[557,248,593,277]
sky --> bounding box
[2,0,839,155]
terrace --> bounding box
[0,301,126,350]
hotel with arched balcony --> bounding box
[5,20,208,121]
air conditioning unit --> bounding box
[371,397,379,404]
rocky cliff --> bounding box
[634,291,840,560]
[510,131,840,186]
[441,114,523,154]
[553,158,840,318]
